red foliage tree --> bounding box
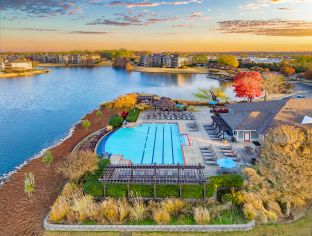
[233,71,263,102]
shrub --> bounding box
[50,195,71,223]
[161,199,185,217]
[42,150,53,167]
[194,207,210,224]
[126,62,133,71]
[72,195,97,223]
[182,184,203,198]
[157,185,179,198]
[153,208,171,225]
[62,182,83,198]
[83,159,110,197]
[106,184,128,198]
[24,172,35,198]
[58,151,100,182]
[125,108,140,122]
[100,198,130,224]
[129,195,146,222]
[210,174,244,188]
[96,109,103,119]
[81,119,91,130]
[109,115,124,128]
[111,94,138,109]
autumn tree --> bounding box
[125,62,133,71]
[218,55,239,68]
[259,125,312,216]
[262,72,293,100]
[112,93,138,109]
[193,87,228,102]
[280,66,295,76]
[233,72,263,102]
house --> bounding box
[4,60,33,71]
[211,99,312,143]
[211,100,287,142]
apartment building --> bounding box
[139,54,189,68]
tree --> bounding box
[233,72,263,102]
[81,119,91,130]
[125,62,133,71]
[280,66,295,76]
[58,151,99,182]
[112,93,138,109]
[259,125,312,216]
[42,150,53,167]
[193,87,228,102]
[218,55,239,68]
[96,109,103,119]
[24,172,35,198]
[192,54,208,64]
[262,73,293,101]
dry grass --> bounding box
[58,151,99,182]
[100,198,130,224]
[129,196,146,222]
[161,199,186,217]
[71,195,97,223]
[49,195,71,223]
[153,208,171,225]
[193,207,211,225]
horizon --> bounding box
[1,0,312,52]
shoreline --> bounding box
[132,66,208,74]
[0,107,116,235]
[0,69,50,78]
[38,61,112,67]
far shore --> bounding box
[0,69,50,79]
[38,61,112,67]
[132,66,208,74]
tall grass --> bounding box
[194,207,210,224]
[153,208,171,225]
[99,198,130,224]
[50,196,71,223]
[161,199,186,217]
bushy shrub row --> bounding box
[108,115,124,128]
[50,187,247,225]
[125,108,140,122]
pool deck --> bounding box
[137,107,257,177]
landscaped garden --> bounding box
[49,150,247,226]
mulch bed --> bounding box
[0,107,116,236]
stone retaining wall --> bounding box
[44,215,255,232]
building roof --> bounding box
[154,97,176,108]
[220,100,287,134]
[270,98,312,129]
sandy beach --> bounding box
[0,108,116,236]
[0,69,50,79]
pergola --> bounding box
[211,115,233,138]
[153,97,176,111]
[99,164,209,199]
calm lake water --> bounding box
[0,67,235,178]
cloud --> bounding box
[69,31,109,34]
[218,19,312,36]
[2,27,57,32]
[0,0,83,17]
[86,12,180,26]
[240,0,309,10]
[104,0,203,8]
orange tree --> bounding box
[280,66,295,76]
[233,71,263,102]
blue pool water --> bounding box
[97,123,184,164]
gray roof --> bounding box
[220,100,287,134]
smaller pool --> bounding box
[96,123,185,164]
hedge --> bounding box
[108,115,124,128]
[125,108,140,122]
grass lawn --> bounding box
[44,206,312,236]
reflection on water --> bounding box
[0,66,235,176]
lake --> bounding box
[0,66,235,178]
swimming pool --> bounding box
[96,123,186,164]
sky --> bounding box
[0,0,312,52]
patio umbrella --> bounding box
[208,100,218,105]
[301,115,312,125]
[217,158,236,168]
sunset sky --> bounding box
[1,0,312,52]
